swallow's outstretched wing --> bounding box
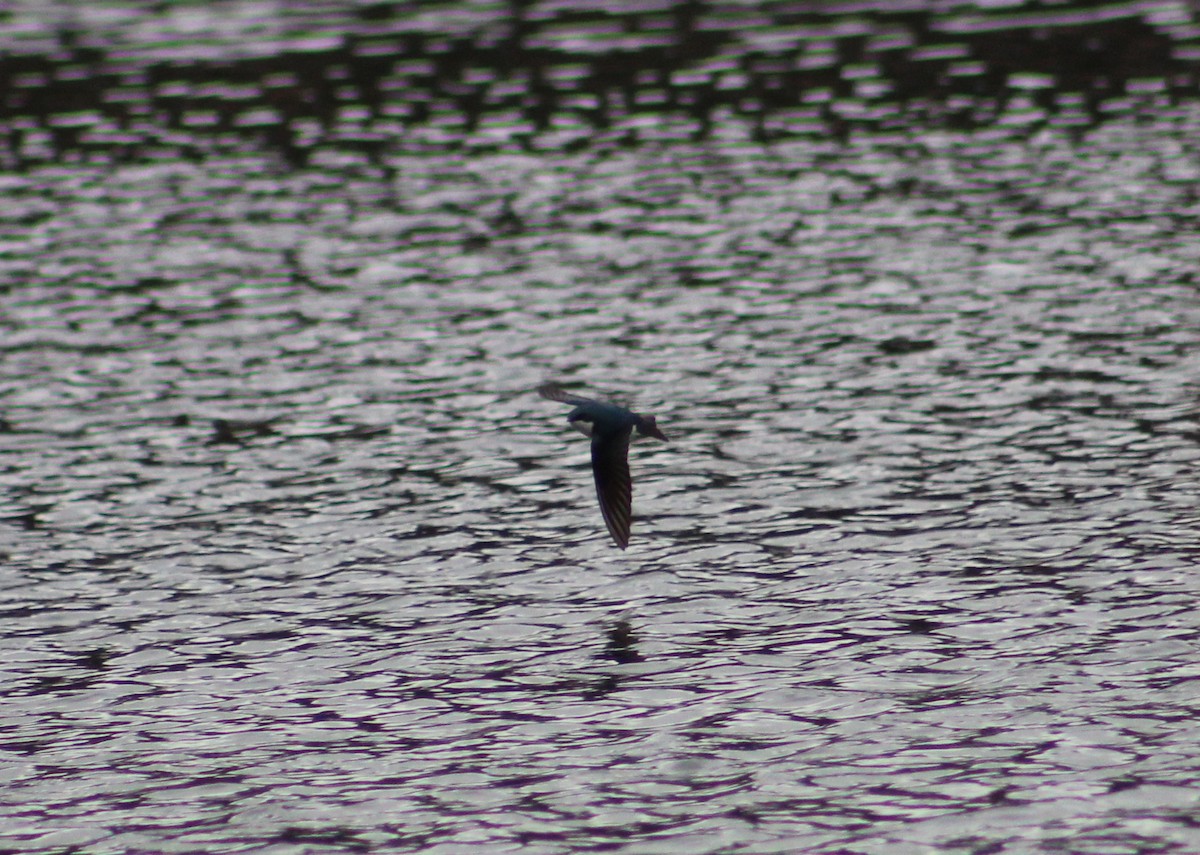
[590,428,633,549]
[537,382,598,407]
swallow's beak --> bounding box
[641,418,668,442]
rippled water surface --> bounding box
[3,1,1200,853]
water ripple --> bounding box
[3,4,1200,854]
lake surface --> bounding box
[3,1,1200,853]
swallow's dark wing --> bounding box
[590,428,633,549]
[538,382,595,407]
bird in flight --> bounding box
[538,382,668,549]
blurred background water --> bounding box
[2,1,1200,853]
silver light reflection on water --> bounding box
[2,2,1200,853]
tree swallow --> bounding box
[538,382,668,549]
